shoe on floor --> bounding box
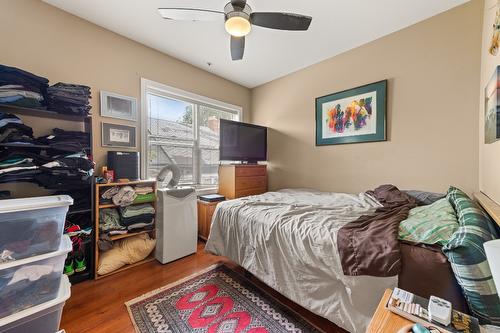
[74,252,87,273]
[64,258,75,276]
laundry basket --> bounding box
[0,275,71,333]
[0,195,73,260]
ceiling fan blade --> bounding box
[231,0,247,9]
[250,12,312,30]
[230,36,245,61]
[158,8,224,21]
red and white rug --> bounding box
[126,264,322,333]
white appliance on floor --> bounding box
[155,187,198,264]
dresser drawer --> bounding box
[235,166,266,177]
[235,176,267,190]
[235,187,267,198]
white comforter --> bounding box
[205,189,398,333]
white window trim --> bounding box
[140,78,243,185]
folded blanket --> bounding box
[134,186,153,195]
[337,184,416,277]
[119,204,155,218]
[133,193,155,204]
[120,214,155,227]
[99,208,125,233]
[112,186,137,207]
[127,220,154,231]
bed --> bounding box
[204,188,466,333]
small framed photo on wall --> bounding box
[101,123,136,148]
[100,91,138,121]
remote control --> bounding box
[392,288,415,303]
[428,295,452,326]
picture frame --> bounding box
[485,65,500,144]
[100,90,138,121]
[315,80,387,146]
[101,123,136,148]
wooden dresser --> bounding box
[218,164,267,199]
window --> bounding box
[141,79,241,187]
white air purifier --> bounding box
[155,187,198,264]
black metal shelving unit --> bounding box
[0,104,95,284]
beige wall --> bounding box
[0,0,251,170]
[0,0,484,197]
[251,1,482,194]
[479,0,500,203]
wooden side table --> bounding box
[197,200,223,241]
[366,289,413,333]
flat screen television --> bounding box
[219,119,267,163]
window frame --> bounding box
[140,78,243,186]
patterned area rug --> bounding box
[126,264,322,333]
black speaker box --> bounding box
[107,151,140,180]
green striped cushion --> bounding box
[443,186,500,325]
[399,198,458,246]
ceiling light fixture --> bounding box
[224,3,252,37]
[225,16,251,37]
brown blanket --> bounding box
[337,184,416,276]
[399,241,469,313]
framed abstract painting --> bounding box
[315,80,387,146]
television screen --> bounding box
[219,119,267,162]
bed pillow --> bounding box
[403,190,445,206]
[97,234,156,276]
[398,198,458,246]
[443,186,500,325]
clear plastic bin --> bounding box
[0,235,72,319]
[0,195,73,260]
[0,275,70,333]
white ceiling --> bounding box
[43,0,468,88]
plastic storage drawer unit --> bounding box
[0,275,71,333]
[0,195,73,260]
[0,235,72,319]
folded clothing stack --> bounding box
[36,152,94,190]
[0,128,94,186]
[56,189,91,212]
[0,85,44,109]
[0,112,34,144]
[37,128,91,152]
[119,204,155,228]
[99,209,126,236]
[0,151,49,184]
[0,64,49,108]
[134,186,154,204]
[98,204,155,239]
[135,186,153,195]
[100,185,155,206]
[46,83,91,116]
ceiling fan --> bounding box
[158,0,312,61]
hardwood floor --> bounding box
[61,242,347,333]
